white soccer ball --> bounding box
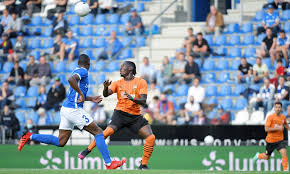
[74,1,91,17]
[204,135,214,145]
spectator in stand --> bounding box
[36,107,47,125]
[34,85,46,111]
[4,12,23,38]
[157,56,173,87]
[7,60,25,86]
[171,52,186,84]
[275,76,290,110]
[40,76,66,111]
[126,8,144,36]
[187,78,205,105]
[88,0,99,16]
[217,105,231,125]
[98,0,118,14]
[30,56,51,86]
[253,57,269,83]
[270,59,285,87]
[99,31,123,60]
[23,119,38,144]
[192,32,210,66]
[148,96,159,115]
[184,27,196,57]
[0,81,13,110]
[257,28,277,64]
[204,5,224,36]
[147,81,160,107]
[183,55,201,84]
[174,105,190,125]
[190,110,208,125]
[47,0,67,19]
[155,93,174,125]
[140,57,155,83]
[26,0,42,17]
[0,9,12,36]
[276,30,289,66]
[52,12,68,37]
[265,0,290,11]
[257,4,280,36]
[3,0,26,17]
[185,95,200,117]
[1,105,20,141]
[255,78,275,114]
[24,55,38,89]
[238,57,253,84]
[50,34,65,62]
[92,104,106,124]
[63,30,78,63]
[286,105,290,122]
[8,32,26,61]
[0,33,13,69]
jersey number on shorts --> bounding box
[82,115,90,123]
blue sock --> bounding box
[31,134,60,146]
[95,133,111,164]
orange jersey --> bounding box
[265,113,287,143]
[109,77,147,115]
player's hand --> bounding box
[92,96,103,103]
[103,80,112,88]
[124,91,133,101]
[78,93,85,103]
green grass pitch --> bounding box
[0,169,285,174]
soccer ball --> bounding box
[204,135,214,145]
[74,1,91,17]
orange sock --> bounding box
[88,127,115,151]
[258,153,268,160]
[282,156,288,171]
[141,134,155,165]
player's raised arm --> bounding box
[103,80,113,97]
[68,74,84,102]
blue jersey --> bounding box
[277,35,289,46]
[263,12,279,27]
[63,67,89,108]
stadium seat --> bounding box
[247,111,264,125]
[249,84,260,92]
[231,59,240,70]
[80,26,93,36]
[89,75,96,85]
[30,16,42,26]
[150,25,160,34]
[95,14,106,24]
[15,98,26,108]
[97,73,106,85]
[225,23,239,34]
[221,98,232,110]
[30,50,40,60]
[58,74,67,84]
[2,62,13,73]
[67,5,76,15]
[68,15,80,25]
[202,73,216,83]
[234,98,247,110]
[247,58,256,66]
[202,59,215,71]
[232,110,249,125]
[15,86,26,97]
[241,23,253,33]
[71,26,80,35]
[81,14,94,25]
[119,48,133,59]
[284,22,290,32]
[215,47,227,56]
[228,35,240,46]
[107,14,119,24]
[174,84,189,97]
[122,36,133,47]
[95,37,106,48]
[67,61,78,72]
[218,85,231,96]
[229,47,241,58]
[136,36,146,47]
[95,26,106,36]
[105,25,119,36]
[216,59,229,70]
[81,49,93,59]
[26,97,37,108]
[42,38,54,49]
[105,61,120,72]
[263,58,272,69]
[242,34,255,45]
[205,85,217,97]
[94,61,106,72]
[15,110,26,124]
[43,27,53,37]
[43,18,53,26]
[244,47,256,58]
[28,39,41,49]
[214,35,226,46]
[27,86,38,97]
[207,111,217,119]
[232,84,246,96]
[253,11,264,21]
[206,97,218,105]
[256,33,266,44]
[137,2,145,12]
[30,27,41,35]
[54,61,66,73]
[217,72,230,83]
[52,111,61,124]
[120,13,130,24]
[80,38,93,48]
[93,48,103,59]
[194,59,201,67]
[280,10,290,21]
[204,35,213,46]
[19,61,27,71]
[162,84,175,94]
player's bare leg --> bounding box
[138,125,155,170]
[279,148,288,171]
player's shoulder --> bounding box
[135,77,147,84]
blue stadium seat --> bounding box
[95,37,106,48]
[80,38,93,48]
[263,58,272,69]
[81,49,93,59]
[253,11,264,21]
[205,85,217,97]
[28,39,41,49]
[214,35,226,46]
[249,84,260,92]
[231,59,240,70]
[234,98,247,110]
[95,14,106,24]
[105,25,119,36]
[2,62,13,73]
[42,38,54,49]
[16,98,26,108]
[43,27,52,37]
[137,2,145,12]
[120,13,130,24]
[96,73,106,85]
[19,61,27,71]
[94,61,106,72]
[10,38,16,45]
[202,73,216,83]
[136,36,146,47]
[218,85,231,96]
[225,23,239,34]
[162,84,175,94]
[81,14,94,25]
[119,48,133,59]
[15,86,26,97]
[229,47,241,58]
[284,22,290,32]
[43,18,53,26]
[67,61,78,72]
[93,48,103,59]
[26,97,37,108]
[122,36,133,47]
[51,111,61,124]
[174,84,189,97]
[247,58,256,66]
[27,86,38,97]
[194,59,201,67]
[217,72,230,83]
[68,15,80,25]
[150,25,160,34]
[208,111,217,119]
[202,59,215,71]
[80,26,93,36]
[15,110,26,124]
[228,35,240,46]
[54,61,66,73]
[242,34,255,45]
[281,10,290,21]
[256,33,266,44]
[88,75,96,85]
[216,59,229,70]
[71,26,80,35]
[241,23,253,33]
[58,74,67,84]
[30,16,42,26]
[204,35,213,46]
[221,98,232,110]
[232,84,246,96]
[30,27,41,35]
[67,5,75,15]
[244,47,256,58]
[105,61,120,72]
[215,47,227,57]
[107,14,119,24]
[30,50,40,60]
[95,26,106,36]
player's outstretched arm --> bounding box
[68,74,84,102]
[103,80,113,97]
[125,92,147,107]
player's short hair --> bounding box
[274,101,282,107]
[124,61,136,75]
[78,54,90,66]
